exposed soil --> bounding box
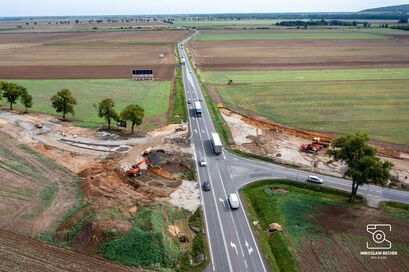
[0,30,191,80]
[0,132,79,236]
[0,228,143,272]
[190,36,409,71]
[220,108,409,185]
[298,205,409,272]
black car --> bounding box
[202,182,211,191]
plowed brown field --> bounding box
[189,36,409,71]
[0,228,143,272]
[0,30,190,80]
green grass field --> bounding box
[201,68,409,84]
[242,180,409,271]
[217,79,409,145]
[3,79,171,130]
[194,28,389,41]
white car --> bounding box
[228,193,240,209]
[199,157,207,167]
[307,175,323,184]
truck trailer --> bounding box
[211,133,223,155]
[194,101,202,117]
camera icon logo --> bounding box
[366,224,392,250]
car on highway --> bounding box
[199,157,207,167]
[187,98,192,104]
[228,193,240,209]
[199,97,204,101]
[202,181,211,191]
[307,175,323,184]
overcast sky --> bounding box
[1,0,408,17]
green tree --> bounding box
[97,98,118,130]
[120,104,145,133]
[20,89,33,113]
[326,132,393,202]
[50,89,77,120]
[2,82,24,110]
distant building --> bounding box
[132,69,154,80]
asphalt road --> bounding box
[178,33,409,272]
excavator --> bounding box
[127,157,150,177]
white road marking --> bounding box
[244,259,248,268]
[230,242,238,255]
[245,240,254,255]
[219,198,226,207]
[194,129,198,134]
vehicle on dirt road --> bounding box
[228,193,240,209]
[307,175,324,184]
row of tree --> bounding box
[276,19,371,27]
[50,89,145,133]
[0,82,144,133]
[0,82,33,112]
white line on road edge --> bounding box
[219,198,226,207]
[192,149,216,272]
[236,191,268,272]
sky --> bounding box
[0,0,408,17]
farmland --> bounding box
[216,78,409,145]
[193,28,389,41]
[0,30,190,80]
[189,29,409,71]
[172,19,284,28]
[190,27,409,147]
[6,79,171,130]
[242,180,409,271]
[0,132,80,235]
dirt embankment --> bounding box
[221,108,409,186]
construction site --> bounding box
[0,105,205,270]
[220,108,409,188]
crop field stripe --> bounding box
[194,29,390,41]
[44,41,177,46]
[200,68,409,84]
[216,79,409,146]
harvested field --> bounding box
[0,228,143,272]
[0,30,190,80]
[190,31,409,71]
[0,132,80,235]
[242,180,409,272]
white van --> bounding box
[228,193,240,209]
[307,175,323,184]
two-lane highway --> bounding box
[178,32,409,272]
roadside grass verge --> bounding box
[2,79,172,131]
[200,68,409,84]
[241,179,409,271]
[170,50,187,124]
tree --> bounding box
[2,82,24,110]
[120,104,145,133]
[20,89,33,113]
[50,89,77,120]
[326,132,393,202]
[97,98,118,130]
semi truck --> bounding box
[194,101,202,117]
[211,133,223,155]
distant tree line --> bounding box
[391,25,409,31]
[276,19,371,28]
